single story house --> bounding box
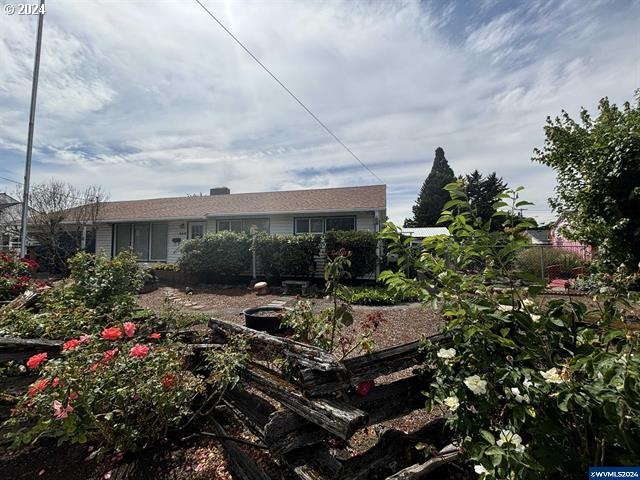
[0,193,22,252]
[93,185,386,264]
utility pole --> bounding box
[19,0,45,257]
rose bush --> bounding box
[0,252,40,301]
[0,251,146,339]
[380,183,640,478]
[6,323,205,455]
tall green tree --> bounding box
[463,170,508,230]
[404,147,455,227]
[533,92,640,268]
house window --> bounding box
[295,216,356,234]
[114,224,132,255]
[113,223,168,261]
[188,222,205,239]
[295,218,325,235]
[217,218,270,234]
[325,216,356,232]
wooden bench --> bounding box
[282,280,310,295]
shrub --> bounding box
[6,323,248,456]
[0,253,39,301]
[67,250,145,314]
[179,231,252,280]
[0,251,145,339]
[381,182,640,478]
[253,233,321,280]
[514,247,586,280]
[150,263,180,271]
[324,230,378,278]
[339,286,419,306]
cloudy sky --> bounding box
[0,0,638,224]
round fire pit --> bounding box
[243,306,290,334]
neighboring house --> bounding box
[400,227,449,243]
[549,215,592,260]
[0,193,22,252]
[524,228,550,245]
[93,185,386,265]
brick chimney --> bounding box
[209,187,230,196]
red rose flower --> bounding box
[161,373,177,390]
[102,348,119,362]
[149,332,161,340]
[101,327,122,341]
[356,380,375,397]
[26,352,48,369]
[129,344,149,358]
[68,392,79,401]
[52,377,60,388]
[28,378,50,397]
[123,322,136,338]
[63,338,81,351]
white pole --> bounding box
[19,0,45,258]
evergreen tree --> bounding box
[464,170,508,230]
[404,147,455,227]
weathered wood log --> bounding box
[383,445,460,480]
[223,386,277,438]
[208,318,350,395]
[0,337,63,363]
[208,418,272,480]
[284,446,343,480]
[2,289,40,312]
[263,375,428,454]
[340,418,450,480]
[344,334,449,384]
[240,362,368,440]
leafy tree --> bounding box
[404,147,455,227]
[533,93,640,268]
[463,170,508,230]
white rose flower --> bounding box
[510,387,529,403]
[498,304,513,312]
[464,375,488,395]
[437,348,456,359]
[496,429,526,453]
[522,298,535,307]
[523,378,533,388]
[474,465,488,474]
[530,314,541,322]
[443,396,459,411]
[540,367,563,384]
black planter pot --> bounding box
[243,306,289,334]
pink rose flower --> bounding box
[129,344,149,358]
[123,322,136,338]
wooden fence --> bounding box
[0,317,457,480]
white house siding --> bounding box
[95,223,112,257]
[95,210,381,269]
[167,220,187,264]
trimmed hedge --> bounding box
[179,231,322,281]
[179,231,252,280]
[324,230,378,278]
[339,286,420,306]
[253,233,321,281]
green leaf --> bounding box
[480,430,496,445]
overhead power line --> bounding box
[192,0,385,185]
[0,175,22,185]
